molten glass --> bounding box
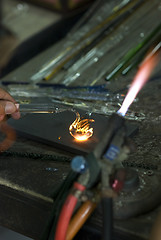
[69,112,94,141]
[118,49,159,116]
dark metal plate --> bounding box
[8,111,138,155]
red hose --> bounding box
[55,182,86,240]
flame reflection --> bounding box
[0,121,16,152]
[69,112,94,141]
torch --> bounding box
[53,38,161,240]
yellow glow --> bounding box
[69,112,94,142]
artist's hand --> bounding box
[0,88,20,121]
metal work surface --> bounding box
[0,0,161,240]
[8,111,138,155]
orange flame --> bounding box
[69,112,94,141]
[118,48,159,116]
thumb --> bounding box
[0,101,17,115]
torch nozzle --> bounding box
[93,113,125,159]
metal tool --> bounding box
[18,103,74,114]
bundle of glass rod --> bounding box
[43,0,145,81]
[61,0,161,87]
[105,21,161,81]
[31,0,145,83]
[30,0,121,82]
[29,0,161,89]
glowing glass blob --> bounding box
[69,112,94,141]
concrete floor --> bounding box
[0,226,32,240]
[3,0,61,44]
